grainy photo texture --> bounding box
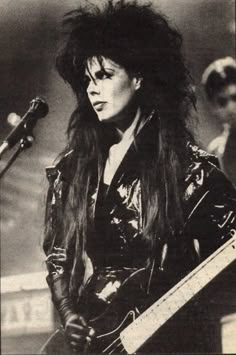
[1,1,235,354]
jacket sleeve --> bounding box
[43,164,77,326]
[184,162,236,261]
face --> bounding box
[85,57,142,126]
[212,84,236,127]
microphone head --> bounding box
[29,97,49,118]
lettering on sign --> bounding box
[1,290,54,336]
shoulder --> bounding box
[184,144,236,235]
[186,142,220,176]
[45,150,74,184]
[185,143,235,200]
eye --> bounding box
[231,94,236,102]
[216,97,227,108]
[96,70,112,80]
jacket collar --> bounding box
[47,110,158,184]
[101,110,158,197]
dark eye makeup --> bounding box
[96,70,113,80]
[84,68,113,87]
[216,94,236,108]
[217,97,227,107]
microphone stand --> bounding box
[0,97,48,179]
[0,135,34,180]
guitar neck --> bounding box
[120,235,236,354]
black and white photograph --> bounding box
[1,0,236,354]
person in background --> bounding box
[202,56,236,185]
[42,1,236,354]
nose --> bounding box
[226,99,236,114]
[87,79,100,96]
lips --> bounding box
[93,101,106,110]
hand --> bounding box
[64,314,95,352]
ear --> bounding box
[133,75,143,91]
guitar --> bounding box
[41,234,236,354]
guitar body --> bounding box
[41,235,236,355]
[86,268,149,354]
[42,268,151,354]
[41,309,137,355]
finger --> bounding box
[67,323,88,334]
[67,315,88,328]
[66,333,86,345]
[88,327,95,337]
[86,336,93,343]
[78,315,88,327]
[67,322,86,330]
[84,337,93,354]
[66,327,88,338]
[69,333,87,342]
[70,340,83,352]
[65,314,80,327]
[84,341,90,353]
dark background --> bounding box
[0,0,235,277]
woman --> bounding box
[202,56,236,185]
[43,1,236,353]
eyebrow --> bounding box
[84,67,115,78]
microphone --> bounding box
[0,97,49,157]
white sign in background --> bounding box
[1,289,54,336]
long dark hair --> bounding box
[46,0,196,293]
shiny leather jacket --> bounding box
[43,117,236,310]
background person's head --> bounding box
[202,57,236,128]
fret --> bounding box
[120,236,236,354]
[177,282,194,302]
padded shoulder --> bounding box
[45,150,73,183]
[188,143,219,167]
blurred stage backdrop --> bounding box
[0,0,235,354]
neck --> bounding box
[222,123,231,131]
[222,123,231,136]
[115,106,143,141]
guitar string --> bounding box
[107,341,124,355]
[102,336,122,353]
[119,244,235,353]
[121,347,127,353]
[100,334,125,354]
[102,238,235,353]
[125,241,235,333]
[127,270,212,332]
[104,271,214,352]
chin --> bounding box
[231,121,236,129]
[97,115,113,123]
[97,113,119,123]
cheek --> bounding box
[214,109,230,122]
[108,81,126,97]
[111,77,134,94]
[114,82,136,106]
[230,102,236,111]
[87,94,92,104]
[213,105,225,115]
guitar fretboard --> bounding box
[120,235,236,354]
